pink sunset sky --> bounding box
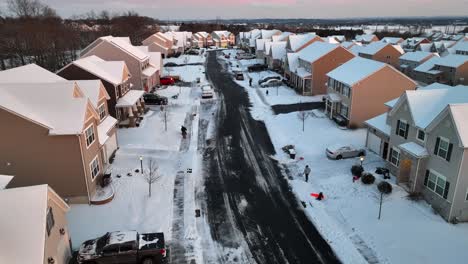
[1,0,466,19]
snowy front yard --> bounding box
[224,49,468,264]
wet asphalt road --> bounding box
[203,51,341,264]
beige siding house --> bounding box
[325,57,417,127]
[193,32,213,48]
[211,31,235,48]
[80,36,159,91]
[0,184,72,264]
[0,64,115,203]
[365,83,468,222]
[287,42,355,95]
[142,32,174,58]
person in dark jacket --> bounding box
[249,78,252,87]
[304,165,311,182]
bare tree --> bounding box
[7,0,43,17]
[143,158,161,197]
[297,109,310,132]
[159,105,171,132]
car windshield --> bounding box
[95,233,110,254]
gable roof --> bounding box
[0,175,13,190]
[62,55,127,85]
[448,104,468,147]
[453,40,468,52]
[93,36,149,61]
[0,184,69,264]
[326,57,386,86]
[287,53,300,72]
[355,34,377,42]
[269,41,287,60]
[0,64,66,83]
[413,56,442,73]
[75,80,109,108]
[381,37,404,44]
[399,51,437,62]
[349,44,366,56]
[298,42,341,63]
[359,41,403,56]
[434,54,468,68]
[288,33,318,51]
[272,32,293,42]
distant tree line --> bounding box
[179,23,248,36]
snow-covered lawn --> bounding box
[164,53,206,65]
[165,65,206,83]
[225,49,468,264]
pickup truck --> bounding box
[77,231,167,264]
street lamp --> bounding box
[139,156,143,174]
[360,156,365,166]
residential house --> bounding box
[272,32,294,43]
[453,41,468,56]
[381,37,405,45]
[80,36,159,91]
[364,83,468,222]
[164,31,192,52]
[283,33,324,80]
[0,65,116,203]
[412,55,468,85]
[265,41,287,70]
[418,40,457,56]
[401,37,431,52]
[325,57,417,127]
[238,29,262,52]
[341,41,362,50]
[57,55,146,128]
[288,42,355,95]
[192,32,213,48]
[142,32,174,58]
[255,38,272,61]
[399,51,438,77]
[354,34,379,44]
[358,41,405,68]
[211,31,235,48]
[0,184,72,264]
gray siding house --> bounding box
[365,83,468,222]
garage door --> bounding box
[367,132,382,155]
[105,134,118,163]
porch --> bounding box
[290,68,312,95]
[324,93,348,127]
[397,142,429,193]
[115,90,147,128]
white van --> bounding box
[201,85,214,99]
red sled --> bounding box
[310,193,325,200]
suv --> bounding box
[233,71,244,80]
[77,231,167,264]
[201,85,214,99]
[248,64,267,72]
[143,93,168,105]
[258,76,281,86]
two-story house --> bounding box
[452,40,468,56]
[401,37,431,52]
[283,33,324,80]
[288,42,355,95]
[399,51,439,77]
[211,31,235,48]
[364,83,468,222]
[325,57,417,127]
[381,37,405,45]
[142,32,174,58]
[358,41,405,68]
[0,184,72,264]
[80,36,159,91]
[57,55,147,128]
[265,41,287,70]
[413,54,468,86]
[192,32,212,48]
[0,64,116,203]
[354,34,379,44]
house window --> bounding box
[90,156,100,180]
[424,170,450,199]
[390,148,400,166]
[342,86,350,97]
[98,104,106,120]
[417,129,426,142]
[434,137,453,161]
[85,125,95,147]
[396,120,409,139]
[340,103,349,118]
[46,207,55,237]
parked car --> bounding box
[160,77,175,85]
[77,231,166,264]
[186,50,199,55]
[163,62,178,67]
[236,53,256,60]
[260,79,283,88]
[233,71,244,80]
[258,76,282,85]
[201,85,214,99]
[143,93,168,105]
[326,145,366,160]
[248,64,268,72]
[224,54,230,59]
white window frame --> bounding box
[398,120,408,138]
[416,129,426,143]
[436,137,450,160]
[84,124,95,148]
[98,103,106,120]
[426,170,447,198]
[390,148,400,167]
[340,103,349,118]
[89,155,100,181]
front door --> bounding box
[399,159,412,184]
[382,142,389,160]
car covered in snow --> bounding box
[235,53,256,60]
[260,79,283,88]
[258,76,281,86]
[77,231,166,264]
[201,84,214,99]
[326,145,366,160]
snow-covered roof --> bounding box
[327,57,386,86]
[269,41,287,60]
[0,64,66,83]
[399,51,436,62]
[264,41,273,55]
[322,36,340,44]
[385,98,399,108]
[75,80,109,108]
[116,90,145,107]
[349,45,366,56]
[101,36,149,61]
[355,34,377,42]
[449,104,468,147]
[381,37,404,45]
[0,185,69,264]
[418,43,432,52]
[256,38,270,51]
[0,175,13,190]
[272,32,293,42]
[434,54,468,68]
[0,82,90,135]
[399,142,429,158]
[413,56,442,73]
[213,30,232,38]
[66,55,128,85]
[417,82,453,91]
[365,113,390,136]
[341,41,361,49]
[298,42,341,63]
[288,33,318,52]
[453,41,468,52]
[287,53,300,72]
[359,42,404,56]
[261,29,281,40]
[98,116,117,145]
[296,67,312,78]
[148,52,162,71]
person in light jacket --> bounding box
[304,165,311,182]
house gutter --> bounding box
[78,135,92,204]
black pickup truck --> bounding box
[77,231,167,264]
